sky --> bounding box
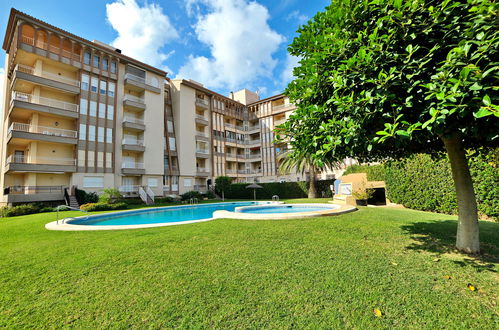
[0,0,330,106]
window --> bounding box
[102,58,109,71]
[89,101,97,117]
[167,120,173,132]
[98,103,106,118]
[98,127,104,142]
[110,61,117,73]
[84,51,91,65]
[88,125,96,141]
[148,178,158,187]
[78,150,85,167]
[106,152,112,168]
[108,82,115,97]
[83,176,104,188]
[81,74,89,90]
[80,98,88,114]
[93,55,100,68]
[169,137,176,151]
[106,128,113,143]
[99,80,106,95]
[107,105,114,120]
[79,124,86,140]
[184,178,192,187]
[91,77,98,93]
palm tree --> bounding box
[278,148,335,198]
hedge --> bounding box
[79,202,128,212]
[344,150,498,220]
[223,180,335,200]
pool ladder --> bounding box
[272,195,280,202]
[55,205,89,224]
[189,198,199,204]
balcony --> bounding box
[122,116,145,131]
[225,123,244,131]
[272,103,295,114]
[20,34,81,62]
[3,185,65,203]
[246,153,262,160]
[195,130,209,141]
[12,64,80,94]
[196,168,210,177]
[5,154,76,173]
[123,94,146,112]
[8,122,77,145]
[10,91,79,118]
[247,124,260,132]
[195,97,209,109]
[196,148,209,158]
[122,138,145,152]
[194,184,207,191]
[119,185,140,194]
[124,72,161,94]
[274,118,287,126]
[195,114,209,125]
[121,162,145,175]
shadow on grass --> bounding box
[401,220,499,273]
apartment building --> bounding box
[0,9,341,206]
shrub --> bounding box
[154,197,177,204]
[203,190,216,199]
[121,198,144,206]
[343,150,498,219]
[223,180,334,200]
[0,204,40,217]
[99,188,122,204]
[80,202,128,212]
[180,191,203,201]
[75,188,98,204]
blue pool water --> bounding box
[238,205,334,214]
[69,202,268,226]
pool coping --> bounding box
[213,203,357,220]
[45,201,282,231]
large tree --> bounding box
[278,0,498,253]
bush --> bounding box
[203,190,216,199]
[223,180,335,200]
[75,188,98,205]
[80,202,128,212]
[343,150,498,219]
[121,198,144,206]
[180,191,203,201]
[0,204,40,217]
[99,188,122,204]
[154,197,177,204]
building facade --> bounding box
[0,9,343,206]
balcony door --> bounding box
[14,150,25,163]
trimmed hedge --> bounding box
[80,202,128,212]
[344,150,498,220]
[224,180,335,199]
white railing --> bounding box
[119,185,139,193]
[15,64,80,87]
[123,94,145,104]
[9,122,77,138]
[194,184,207,191]
[226,170,237,174]
[12,91,79,112]
[195,114,208,121]
[139,186,148,204]
[247,125,260,131]
[237,170,247,174]
[225,123,244,131]
[146,186,155,203]
[124,72,157,88]
[196,168,208,173]
[21,35,80,61]
[247,153,262,159]
[196,149,209,154]
[195,131,207,137]
[123,116,144,125]
[6,154,76,166]
[272,103,294,112]
[121,162,145,169]
[225,153,237,158]
[225,138,238,144]
[122,138,144,146]
[195,98,209,107]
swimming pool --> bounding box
[237,204,336,214]
[46,202,275,231]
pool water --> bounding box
[69,202,268,226]
[237,205,335,214]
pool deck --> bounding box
[213,203,357,220]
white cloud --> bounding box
[286,10,308,24]
[281,54,300,85]
[177,0,285,90]
[106,0,178,70]
[0,68,5,117]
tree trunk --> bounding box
[308,168,317,199]
[441,134,480,254]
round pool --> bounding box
[237,204,338,214]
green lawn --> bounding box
[0,200,497,328]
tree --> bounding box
[278,149,336,198]
[215,176,232,201]
[280,0,498,253]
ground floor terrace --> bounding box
[0,199,497,328]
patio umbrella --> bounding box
[246,183,263,201]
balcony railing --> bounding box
[196,149,209,154]
[9,122,78,138]
[196,168,208,173]
[247,153,262,159]
[6,154,76,166]
[123,116,145,125]
[4,185,64,195]
[225,123,244,131]
[195,131,208,137]
[272,103,294,113]
[15,64,80,87]
[12,91,79,112]
[121,162,145,169]
[123,94,145,104]
[195,98,209,107]
[195,114,208,121]
[119,185,140,193]
[21,35,81,61]
[122,138,144,146]
[124,72,158,88]
[194,184,207,190]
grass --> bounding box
[0,199,497,328]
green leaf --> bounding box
[469,82,482,91]
[474,107,493,118]
[482,95,491,106]
[396,130,410,137]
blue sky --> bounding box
[0,0,330,99]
